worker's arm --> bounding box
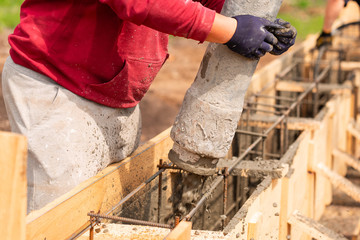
[100,0,296,59]
[323,0,345,33]
[205,13,237,44]
[316,0,345,48]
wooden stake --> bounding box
[279,178,289,239]
[247,212,262,240]
[333,148,360,172]
[288,210,348,240]
[0,131,27,240]
[317,163,360,202]
[165,221,192,240]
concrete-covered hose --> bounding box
[169,0,284,175]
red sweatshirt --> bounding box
[9,0,224,108]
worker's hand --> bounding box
[316,31,332,49]
[225,15,282,60]
[269,19,297,55]
[344,0,360,7]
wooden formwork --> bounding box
[2,5,360,240]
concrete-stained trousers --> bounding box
[2,57,141,213]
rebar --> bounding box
[185,176,224,220]
[262,132,266,160]
[105,162,173,215]
[235,129,268,138]
[174,215,180,227]
[158,159,163,223]
[87,212,172,229]
[254,94,295,102]
[222,168,229,230]
[88,211,97,240]
[246,101,289,109]
[280,119,284,157]
[243,106,283,115]
[275,62,299,80]
[238,148,280,158]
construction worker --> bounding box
[2,0,296,213]
[316,0,360,48]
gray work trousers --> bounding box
[2,57,141,213]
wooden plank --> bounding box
[0,131,27,240]
[26,128,174,240]
[165,221,192,240]
[333,148,360,172]
[288,210,348,240]
[317,163,360,202]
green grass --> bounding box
[278,13,324,41]
[0,0,22,30]
[278,0,326,41]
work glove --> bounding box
[225,15,282,60]
[269,19,297,55]
[316,31,332,49]
[344,0,360,7]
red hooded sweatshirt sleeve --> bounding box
[9,0,224,108]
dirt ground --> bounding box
[0,30,277,143]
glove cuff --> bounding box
[320,31,332,37]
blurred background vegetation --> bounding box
[278,0,326,40]
[0,0,22,30]
[0,0,326,40]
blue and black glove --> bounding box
[225,15,281,59]
[270,18,297,55]
[316,31,332,49]
[225,15,296,59]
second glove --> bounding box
[270,18,297,55]
[225,15,282,60]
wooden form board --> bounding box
[0,131,27,240]
[26,128,174,239]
